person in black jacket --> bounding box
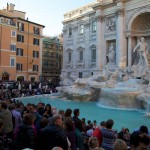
[14,113,36,150]
[36,114,68,150]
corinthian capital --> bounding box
[116,8,124,16]
[96,15,105,22]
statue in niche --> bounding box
[106,18,116,31]
[107,42,116,63]
[133,37,150,67]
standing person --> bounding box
[64,119,76,150]
[72,109,82,127]
[36,114,68,150]
[43,104,53,118]
[75,120,85,150]
[0,102,13,139]
[92,121,106,146]
[14,113,36,150]
[101,119,117,150]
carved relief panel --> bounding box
[105,17,116,32]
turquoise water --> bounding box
[20,95,150,132]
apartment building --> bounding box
[42,35,63,81]
[0,3,44,81]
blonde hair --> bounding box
[113,139,127,150]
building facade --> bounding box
[42,35,63,81]
[0,3,44,81]
[62,0,150,78]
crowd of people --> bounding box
[0,98,149,150]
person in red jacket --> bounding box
[92,121,106,146]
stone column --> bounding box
[127,35,132,71]
[96,15,104,70]
[116,8,125,68]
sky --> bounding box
[0,0,94,36]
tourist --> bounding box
[130,131,150,150]
[86,122,94,137]
[117,128,130,146]
[64,108,72,121]
[14,113,36,150]
[9,103,22,135]
[93,120,98,130]
[51,147,63,150]
[75,120,84,150]
[101,119,117,150]
[72,108,82,127]
[64,119,76,150]
[92,121,106,146]
[88,136,104,150]
[0,102,13,139]
[42,104,53,118]
[113,139,127,150]
[36,114,68,150]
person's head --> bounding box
[51,147,63,150]
[44,104,52,113]
[39,117,49,129]
[9,103,16,110]
[65,108,72,117]
[139,125,148,134]
[52,114,62,127]
[58,109,65,117]
[73,108,80,116]
[100,121,106,128]
[29,104,36,113]
[130,131,150,150]
[88,136,99,149]
[106,119,114,129]
[87,120,91,125]
[93,120,97,125]
[113,139,127,150]
[0,101,8,110]
[23,113,36,125]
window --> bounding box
[33,65,38,72]
[10,44,16,51]
[79,51,83,61]
[11,31,16,37]
[33,27,40,35]
[68,52,72,61]
[16,48,23,56]
[80,24,84,34]
[92,21,96,32]
[0,17,4,23]
[18,22,24,31]
[33,38,39,46]
[69,27,72,36]
[16,63,23,71]
[91,49,96,62]
[17,35,24,43]
[79,72,82,78]
[10,57,15,67]
[33,51,39,58]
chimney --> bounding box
[8,3,15,11]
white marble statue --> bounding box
[133,37,150,67]
[107,42,116,63]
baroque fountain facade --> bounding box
[58,0,150,111]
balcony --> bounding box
[65,61,73,68]
[76,60,85,68]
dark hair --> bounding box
[100,121,106,127]
[139,125,148,134]
[106,119,114,129]
[130,131,150,148]
[65,108,72,117]
[39,117,49,128]
[65,119,74,132]
[73,109,79,116]
[1,102,8,109]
